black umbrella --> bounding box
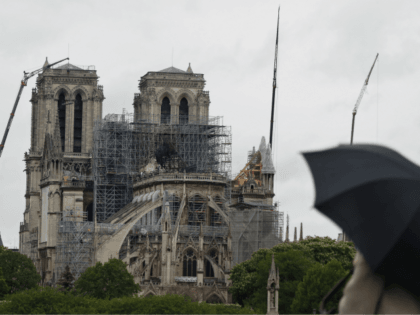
[302,143,420,296]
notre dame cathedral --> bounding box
[19,59,282,303]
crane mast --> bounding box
[0,57,69,159]
[342,53,378,243]
[269,6,280,149]
[350,53,379,144]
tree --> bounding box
[56,265,75,292]
[0,246,41,295]
[74,258,140,299]
[229,237,356,312]
[291,259,348,314]
[0,287,254,314]
[298,236,356,270]
[0,267,10,299]
[249,250,314,314]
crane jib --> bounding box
[0,57,68,159]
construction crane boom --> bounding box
[0,57,69,159]
[343,53,378,242]
[269,6,280,149]
[350,53,379,144]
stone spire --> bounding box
[259,136,267,162]
[267,254,279,315]
[43,57,49,69]
[186,63,193,73]
[294,227,297,242]
[267,254,276,284]
[285,214,289,243]
[299,222,303,241]
[262,146,276,174]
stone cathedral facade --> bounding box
[19,60,104,283]
[19,61,278,304]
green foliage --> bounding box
[298,236,356,270]
[56,265,75,292]
[229,236,356,312]
[74,258,140,300]
[0,287,254,314]
[0,267,10,299]
[249,251,314,314]
[0,246,41,295]
[291,259,348,314]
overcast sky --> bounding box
[1,0,420,247]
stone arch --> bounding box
[205,292,225,304]
[95,198,163,263]
[71,86,90,101]
[53,85,72,100]
[187,192,207,200]
[156,88,176,104]
[52,190,61,197]
[183,245,198,256]
[176,89,195,104]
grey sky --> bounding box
[1,0,420,247]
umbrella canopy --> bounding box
[302,144,420,295]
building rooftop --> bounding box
[158,66,186,74]
[55,63,83,70]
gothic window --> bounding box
[73,94,83,152]
[161,97,170,124]
[183,249,197,277]
[57,93,66,152]
[86,203,93,222]
[179,97,188,124]
[205,249,218,277]
[188,195,206,226]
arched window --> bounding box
[179,97,188,124]
[73,94,83,152]
[183,249,197,277]
[57,93,66,152]
[161,97,170,124]
[205,249,218,277]
[86,203,93,222]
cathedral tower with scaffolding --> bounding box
[19,62,283,302]
[19,59,104,283]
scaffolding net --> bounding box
[93,113,232,223]
[55,208,95,280]
[229,206,283,266]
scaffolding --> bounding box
[229,205,283,266]
[93,113,232,223]
[55,208,95,280]
[118,192,230,261]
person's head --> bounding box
[338,251,420,314]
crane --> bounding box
[0,57,69,158]
[342,53,378,243]
[350,53,379,144]
[269,6,280,149]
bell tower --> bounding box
[20,59,105,284]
